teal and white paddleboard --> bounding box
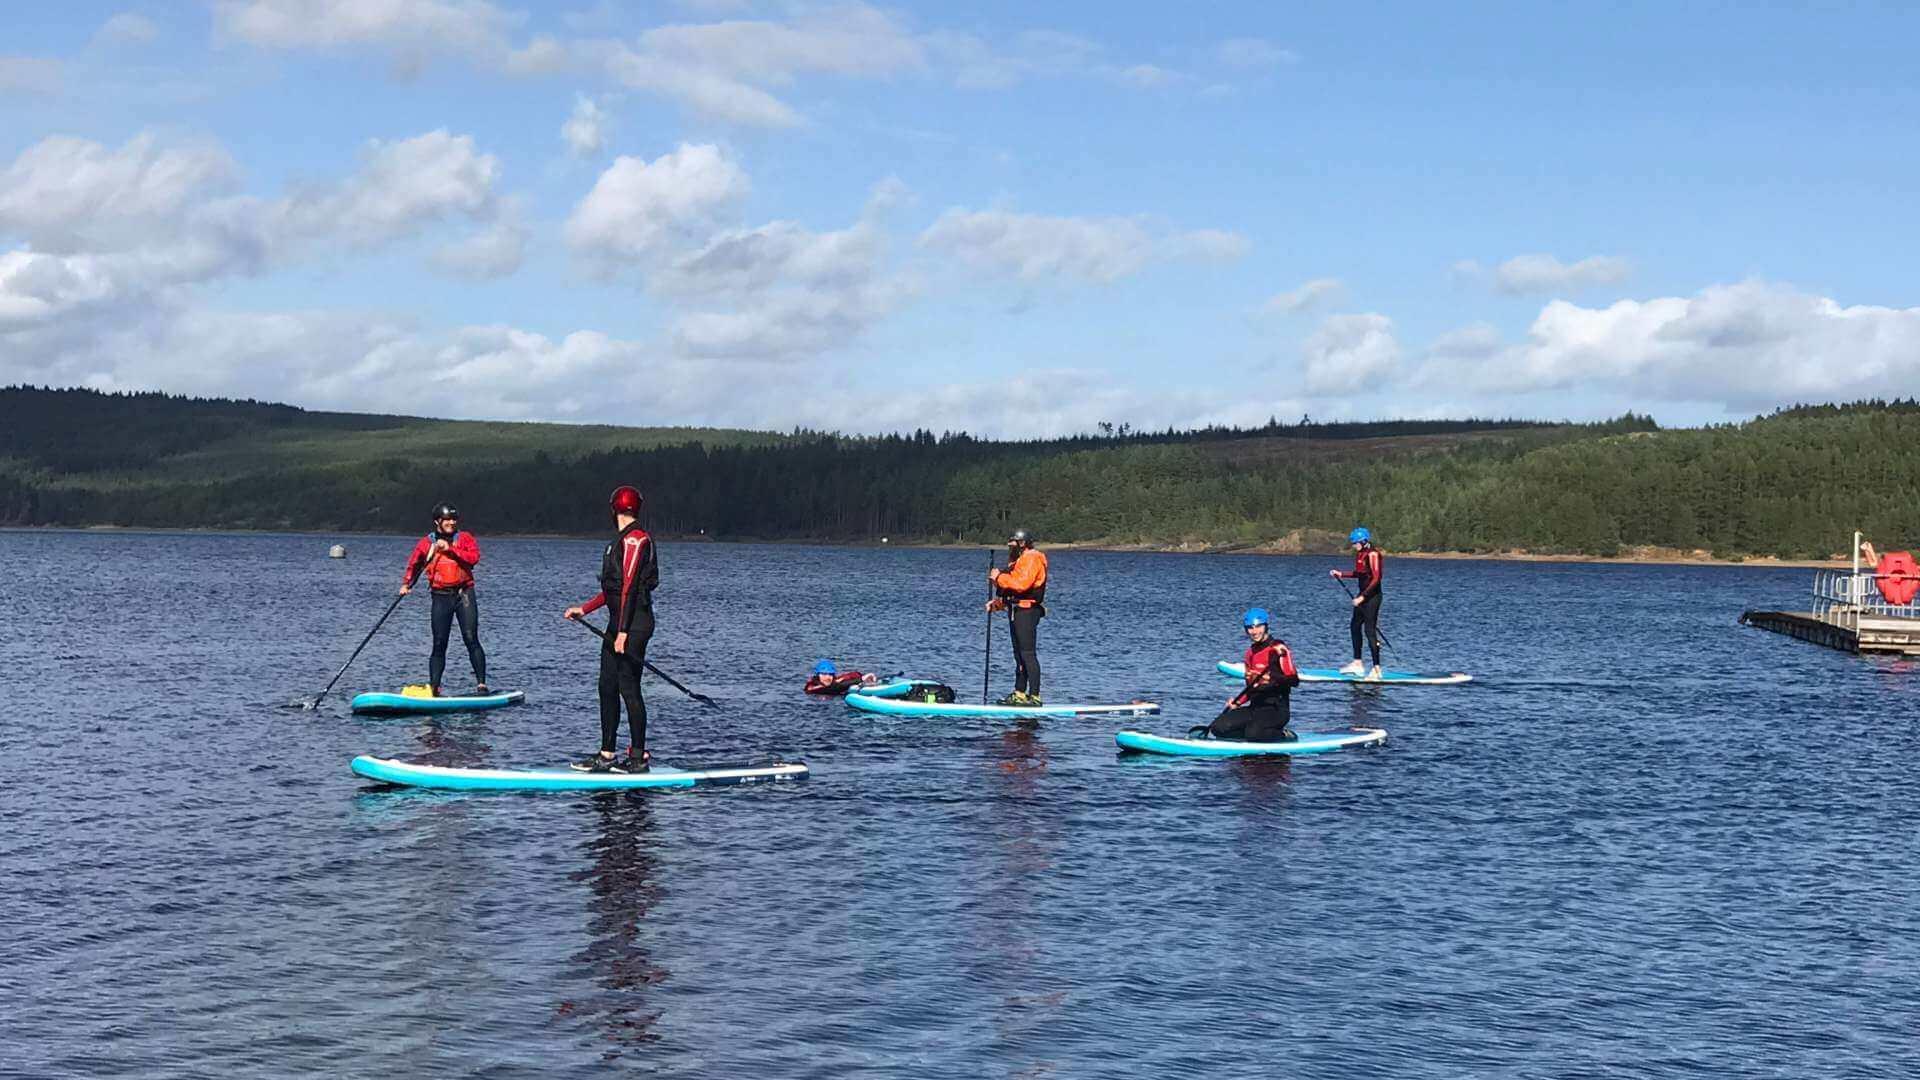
[1217,660,1472,686]
[1116,727,1387,757]
[846,691,1159,719]
[350,689,526,715]
[849,678,935,699]
[349,755,809,791]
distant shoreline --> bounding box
[1,524,1856,568]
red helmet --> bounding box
[609,485,643,515]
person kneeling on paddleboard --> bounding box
[1330,526,1384,680]
[399,502,488,696]
[564,485,658,774]
[986,528,1049,706]
[1202,608,1300,742]
[805,660,871,696]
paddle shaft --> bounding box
[982,549,994,704]
[570,616,717,707]
[310,589,408,707]
[1334,575,1395,654]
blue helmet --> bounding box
[1349,527,1371,545]
[1243,607,1270,628]
[813,659,837,675]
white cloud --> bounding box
[0,130,517,343]
[431,199,528,279]
[212,0,517,60]
[277,130,501,247]
[1263,277,1344,315]
[1430,281,1920,409]
[919,209,1248,284]
[561,94,610,158]
[95,13,160,48]
[1304,313,1399,394]
[0,57,65,96]
[1216,37,1296,70]
[566,144,751,264]
[0,133,237,252]
[1477,253,1632,295]
[589,3,923,127]
[1118,63,1175,89]
[1427,321,1503,359]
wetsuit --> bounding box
[804,672,867,696]
[402,531,486,692]
[1211,637,1299,741]
[1342,545,1384,667]
[992,548,1049,699]
[578,521,658,755]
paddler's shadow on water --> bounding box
[555,792,666,1057]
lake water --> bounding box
[3,530,1917,1078]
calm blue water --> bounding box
[3,531,1917,1078]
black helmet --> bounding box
[1008,528,1032,547]
[431,502,460,522]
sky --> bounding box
[3,1,1919,437]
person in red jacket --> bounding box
[399,502,487,696]
[804,660,870,696]
[986,528,1049,705]
[1330,526,1384,679]
[1204,608,1300,742]
[565,485,658,774]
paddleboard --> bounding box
[849,678,934,700]
[349,755,809,791]
[1116,727,1387,757]
[1217,660,1472,686]
[350,690,526,715]
[846,692,1159,719]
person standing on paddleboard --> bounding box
[399,503,488,696]
[986,528,1049,705]
[1330,526,1384,680]
[1206,608,1300,741]
[565,485,658,774]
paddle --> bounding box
[568,615,718,707]
[982,549,995,704]
[1333,575,1396,655]
[304,589,408,710]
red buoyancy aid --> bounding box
[1876,551,1920,605]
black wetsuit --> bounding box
[596,522,658,755]
[429,586,487,691]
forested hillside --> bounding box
[4,386,1915,559]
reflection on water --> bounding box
[563,795,666,1060]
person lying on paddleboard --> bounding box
[986,528,1049,706]
[804,660,875,696]
[399,502,488,697]
[1329,526,1384,680]
[1204,608,1300,741]
[564,485,658,774]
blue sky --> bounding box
[3,1,1918,436]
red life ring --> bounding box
[1876,551,1920,605]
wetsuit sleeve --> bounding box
[1277,644,1300,687]
[402,537,430,584]
[579,592,606,614]
[445,532,480,568]
[996,551,1045,593]
[1359,551,1383,597]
